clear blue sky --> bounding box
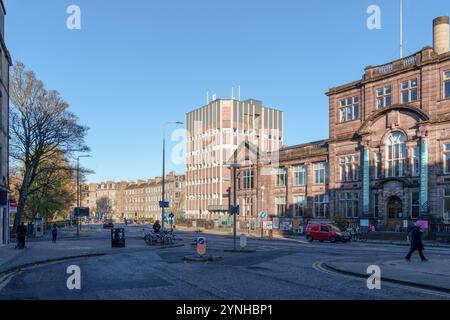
[4,0,449,182]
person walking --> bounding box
[51,224,58,243]
[16,222,28,249]
[405,222,428,262]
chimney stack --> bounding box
[433,16,449,55]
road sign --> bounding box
[230,205,240,215]
[260,211,267,219]
[9,199,17,214]
[169,212,174,219]
[159,201,170,208]
[197,237,206,256]
[73,207,89,217]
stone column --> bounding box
[420,137,429,214]
[362,147,370,216]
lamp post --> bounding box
[76,155,91,237]
[261,186,265,239]
[162,121,183,230]
[230,163,240,250]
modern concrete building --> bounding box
[233,17,450,231]
[0,0,12,245]
[124,172,185,220]
[185,98,284,218]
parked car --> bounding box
[103,219,114,229]
[306,223,351,243]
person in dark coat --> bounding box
[16,222,28,249]
[405,223,428,262]
[51,224,58,243]
[153,220,161,233]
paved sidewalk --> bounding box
[325,256,450,291]
[0,230,150,274]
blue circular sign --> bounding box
[261,211,267,219]
[169,213,174,219]
[198,238,205,245]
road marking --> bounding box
[0,272,19,291]
[312,262,450,298]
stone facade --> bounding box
[0,1,12,245]
[233,17,450,229]
[124,172,185,220]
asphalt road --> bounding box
[1,225,450,300]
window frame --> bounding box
[376,86,392,109]
[444,71,450,100]
[275,196,287,217]
[386,132,407,178]
[313,194,329,218]
[339,155,360,182]
[293,195,307,217]
[444,189,450,221]
[243,169,254,189]
[338,96,360,123]
[293,164,307,187]
[313,162,327,185]
[275,167,287,187]
[339,192,359,218]
[411,191,420,219]
[400,79,418,103]
[444,144,450,175]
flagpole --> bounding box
[400,0,403,58]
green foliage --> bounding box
[333,212,349,230]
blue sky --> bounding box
[4,0,449,182]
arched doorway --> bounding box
[387,196,403,219]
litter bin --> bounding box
[111,228,125,248]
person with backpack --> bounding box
[51,224,58,243]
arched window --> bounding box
[386,132,407,177]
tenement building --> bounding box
[124,172,185,220]
[233,17,450,229]
[185,98,283,218]
[0,1,12,245]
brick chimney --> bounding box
[433,16,449,55]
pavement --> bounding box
[1,224,450,299]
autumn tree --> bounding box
[9,62,89,230]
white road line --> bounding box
[0,272,19,292]
[312,262,450,299]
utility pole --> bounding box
[161,121,183,230]
[76,155,91,237]
[231,163,239,251]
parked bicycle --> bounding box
[144,229,174,246]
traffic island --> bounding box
[224,248,256,253]
[183,255,223,262]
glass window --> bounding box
[339,156,360,182]
[293,165,307,186]
[376,86,392,109]
[243,169,254,189]
[411,192,420,219]
[386,132,407,177]
[374,152,382,179]
[340,192,359,218]
[445,71,450,99]
[313,195,329,218]
[373,193,380,218]
[313,162,327,184]
[339,96,360,123]
[276,196,287,217]
[276,168,287,187]
[444,144,450,174]
[401,79,418,103]
[293,195,307,217]
[444,189,450,221]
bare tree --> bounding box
[10,62,89,230]
[96,196,112,219]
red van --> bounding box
[306,223,350,243]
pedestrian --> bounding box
[16,222,27,249]
[405,222,428,262]
[124,218,128,226]
[51,224,58,243]
[153,220,161,233]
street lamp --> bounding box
[162,121,183,230]
[77,155,92,237]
